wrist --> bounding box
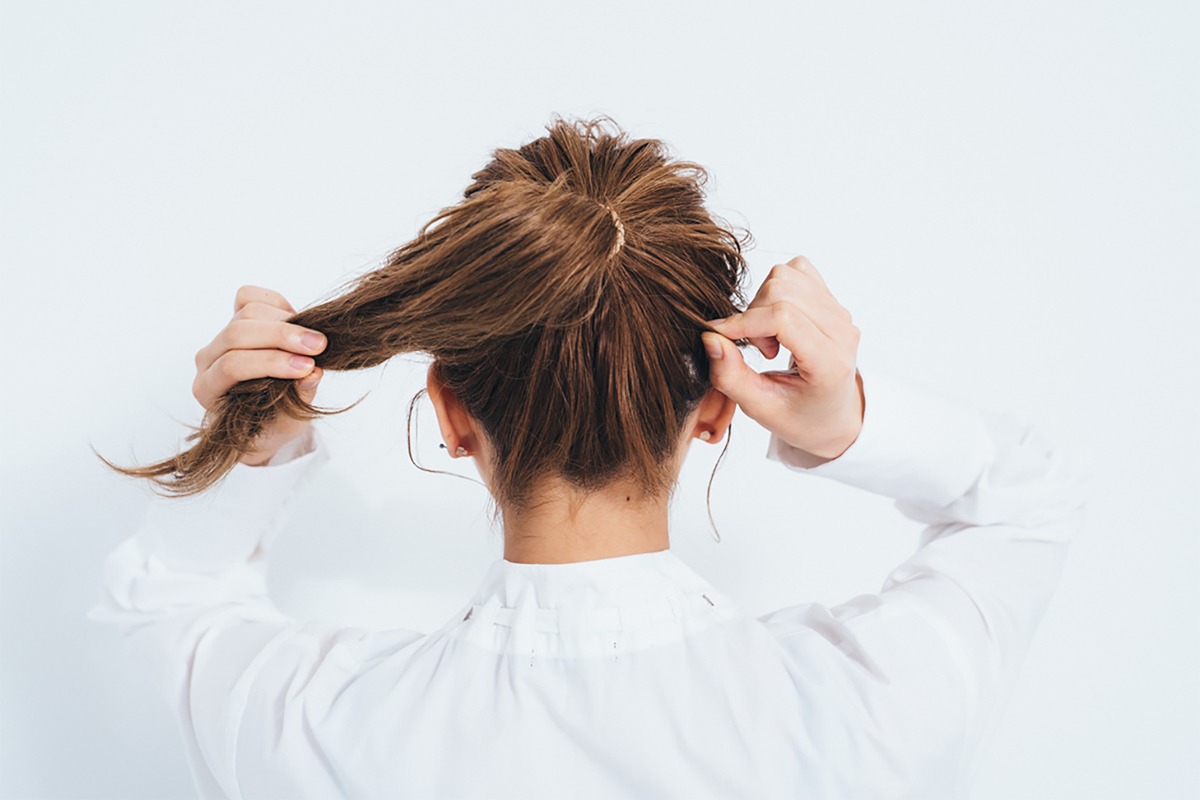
[782,371,864,459]
[239,422,314,467]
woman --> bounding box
[93,119,1085,798]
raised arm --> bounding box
[90,289,417,797]
[767,364,1085,794]
[704,258,1086,796]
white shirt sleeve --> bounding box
[88,426,409,799]
[761,366,1089,796]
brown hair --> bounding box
[100,118,750,509]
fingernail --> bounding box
[300,368,322,387]
[290,355,314,370]
[702,334,723,360]
[706,318,725,326]
[301,332,325,350]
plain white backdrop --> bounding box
[1,1,1196,798]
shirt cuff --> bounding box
[133,425,332,575]
[766,366,993,508]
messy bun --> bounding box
[104,118,750,507]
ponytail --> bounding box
[101,118,749,507]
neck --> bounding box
[500,479,671,564]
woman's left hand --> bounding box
[701,256,864,460]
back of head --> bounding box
[110,118,750,506]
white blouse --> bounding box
[90,368,1087,799]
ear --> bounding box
[426,363,480,457]
[691,386,737,444]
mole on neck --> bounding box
[500,479,670,565]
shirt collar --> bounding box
[470,548,706,607]
[453,549,742,656]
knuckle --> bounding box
[773,301,796,325]
[761,277,786,300]
[209,328,231,357]
[238,301,273,321]
[284,351,312,375]
[214,353,239,382]
[234,285,256,307]
[222,319,245,348]
[283,322,311,349]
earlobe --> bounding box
[428,363,483,458]
[695,387,737,444]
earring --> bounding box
[699,431,712,441]
[455,446,468,457]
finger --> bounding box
[296,366,323,404]
[788,257,849,314]
[710,302,832,369]
[748,274,850,342]
[193,349,315,409]
[785,256,829,291]
[233,301,296,322]
[748,336,782,360]
[701,332,787,413]
[747,255,848,323]
[195,319,327,373]
[739,262,824,356]
[234,285,296,315]
[748,258,821,300]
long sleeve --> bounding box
[89,427,351,798]
[761,367,1089,798]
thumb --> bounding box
[297,366,323,402]
[701,332,759,406]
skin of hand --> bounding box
[701,256,865,461]
[191,285,328,466]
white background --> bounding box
[1,1,1196,798]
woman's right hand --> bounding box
[192,285,328,466]
[701,256,864,461]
